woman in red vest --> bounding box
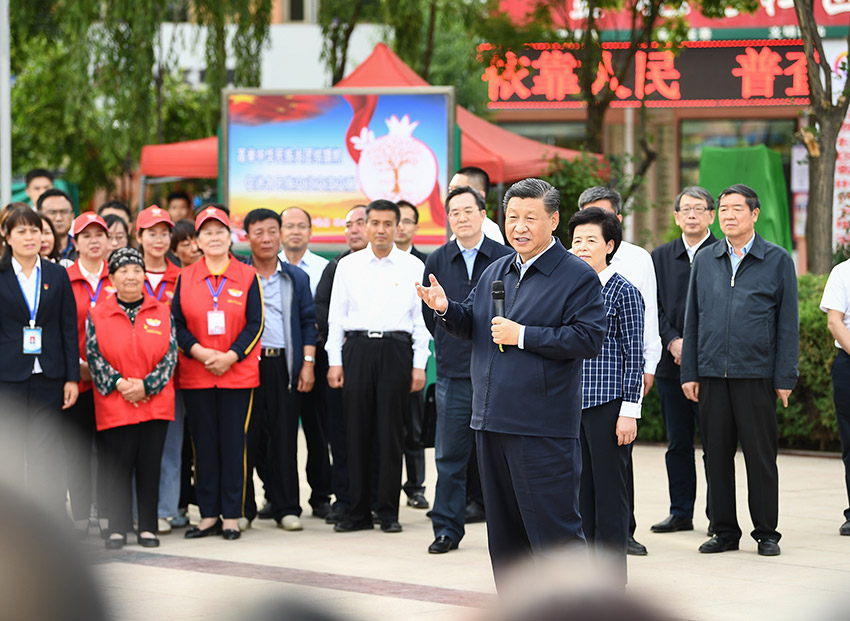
[65,212,112,537]
[86,247,176,549]
[172,206,262,541]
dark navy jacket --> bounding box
[245,256,317,390]
[437,239,606,438]
[423,237,513,378]
[650,233,717,379]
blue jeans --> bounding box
[431,376,474,543]
[157,390,185,518]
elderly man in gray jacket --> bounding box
[681,184,798,558]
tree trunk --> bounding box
[806,118,841,274]
[585,102,605,154]
[421,0,438,81]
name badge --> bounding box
[207,310,226,335]
[23,326,43,355]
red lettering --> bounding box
[531,50,581,101]
[731,47,784,99]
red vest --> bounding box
[145,260,181,307]
[89,296,175,431]
[175,258,261,390]
[67,260,114,393]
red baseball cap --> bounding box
[71,212,108,236]
[136,205,174,232]
[195,206,230,231]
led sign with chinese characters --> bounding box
[481,40,809,109]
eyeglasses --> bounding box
[282,223,310,231]
[677,206,709,215]
[448,207,479,220]
[44,209,73,218]
[109,233,128,243]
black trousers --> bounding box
[183,387,253,519]
[477,430,584,591]
[402,390,426,497]
[342,336,411,525]
[301,378,332,510]
[99,420,168,536]
[248,354,304,519]
[580,400,629,585]
[832,350,850,520]
[700,377,780,542]
[0,375,66,518]
[63,389,97,522]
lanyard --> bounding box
[145,280,166,302]
[85,278,104,308]
[19,266,41,328]
[205,276,227,310]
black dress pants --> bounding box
[580,400,629,585]
[402,390,426,497]
[63,389,97,522]
[99,420,168,536]
[832,349,850,520]
[342,336,411,525]
[699,377,780,542]
[183,387,253,519]
[301,380,332,510]
[0,375,66,518]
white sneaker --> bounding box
[238,517,252,531]
[280,515,303,531]
[157,518,172,534]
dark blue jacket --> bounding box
[245,256,317,390]
[0,259,80,383]
[437,239,606,438]
[423,237,513,378]
[681,233,798,389]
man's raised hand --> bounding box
[415,274,449,314]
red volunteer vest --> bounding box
[89,296,175,431]
[67,260,114,393]
[144,259,181,306]
[176,258,261,390]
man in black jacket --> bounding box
[681,184,798,557]
[650,186,717,535]
[422,186,512,554]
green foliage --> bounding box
[638,385,665,443]
[778,273,839,450]
[540,151,608,243]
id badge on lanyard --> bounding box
[206,276,227,336]
[22,267,43,355]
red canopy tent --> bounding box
[137,43,597,200]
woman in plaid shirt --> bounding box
[568,207,645,586]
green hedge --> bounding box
[639,273,840,451]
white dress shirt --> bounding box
[609,240,662,376]
[682,231,711,265]
[326,244,430,369]
[13,256,43,374]
[279,248,330,298]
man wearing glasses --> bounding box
[37,189,77,262]
[649,186,718,536]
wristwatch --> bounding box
[303,355,316,363]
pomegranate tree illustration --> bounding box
[350,114,438,205]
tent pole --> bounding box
[138,175,147,214]
[0,0,11,208]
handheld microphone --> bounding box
[492,280,505,318]
[492,281,505,352]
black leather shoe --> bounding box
[311,502,332,519]
[325,505,347,524]
[627,536,648,556]
[407,493,429,509]
[840,519,850,536]
[380,521,403,533]
[428,535,458,554]
[257,503,274,520]
[184,519,223,539]
[137,535,160,548]
[757,539,780,556]
[699,535,739,553]
[334,520,374,533]
[465,501,486,524]
[222,529,241,540]
[105,535,126,550]
[651,514,694,533]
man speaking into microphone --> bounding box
[417,178,606,588]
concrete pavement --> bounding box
[88,442,850,620]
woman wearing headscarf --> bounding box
[86,247,177,549]
[172,206,262,541]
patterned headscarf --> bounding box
[107,247,146,274]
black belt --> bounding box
[261,347,284,358]
[345,330,412,343]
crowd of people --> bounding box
[1,165,849,591]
